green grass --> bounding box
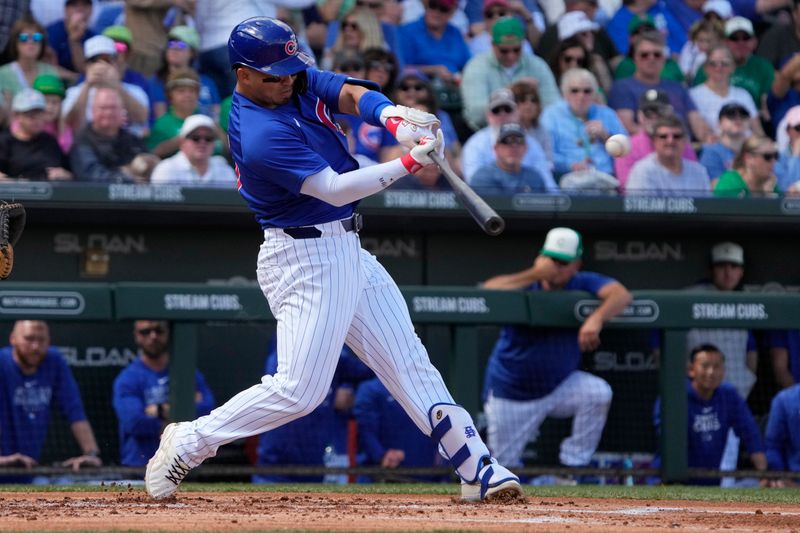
[2,482,800,503]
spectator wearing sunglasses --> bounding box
[467,0,541,57]
[509,79,552,164]
[397,0,471,83]
[460,16,559,131]
[149,26,221,124]
[113,320,215,467]
[471,122,547,194]
[693,17,774,118]
[322,7,387,71]
[615,88,698,190]
[627,114,710,196]
[689,45,762,137]
[557,11,613,95]
[613,15,685,84]
[461,87,556,189]
[540,68,625,179]
[101,26,151,99]
[0,17,58,104]
[608,30,712,142]
[537,0,619,68]
[150,114,236,186]
[775,106,800,194]
[62,35,150,137]
[714,136,783,197]
[45,0,96,76]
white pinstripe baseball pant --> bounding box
[173,220,455,467]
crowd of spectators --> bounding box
[0,0,797,193]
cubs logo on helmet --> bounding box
[228,17,313,76]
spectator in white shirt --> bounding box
[150,114,236,187]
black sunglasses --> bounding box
[498,46,522,56]
[339,62,364,72]
[428,1,454,13]
[484,9,507,18]
[137,327,166,336]
[356,0,382,7]
[499,136,525,145]
[367,60,394,71]
[637,50,663,60]
[341,21,360,31]
[569,87,593,95]
[261,73,297,83]
[728,33,752,42]
[753,151,778,161]
[491,105,514,114]
[399,83,426,91]
[187,134,215,143]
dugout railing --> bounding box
[0,283,798,484]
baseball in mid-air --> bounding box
[605,134,631,157]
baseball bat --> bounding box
[429,152,505,236]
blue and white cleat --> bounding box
[461,458,524,502]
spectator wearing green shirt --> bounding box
[714,136,781,197]
[460,17,561,132]
[146,67,201,158]
[693,17,774,113]
[614,15,685,83]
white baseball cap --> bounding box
[711,242,744,265]
[703,0,733,19]
[84,35,117,59]
[12,88,46,113]
[724,16,754,37]
[179,114,217,138]
[541,227,583,262]
[558,11,599,40]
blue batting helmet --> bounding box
[228,17,313,76]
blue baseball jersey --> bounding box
[255,339,373,483]
[112,358,215,466]
[765,330,800,384]
[653,380,763,485]
[354,377,443,481]
[228,69,361,229]
[0,347,87,460]
[765,384,800,472]
[484,271,615,401]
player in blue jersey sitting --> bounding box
[145,16,523,503]
[0,320,102,475]
[354,377,446,482]
[654,343,768,486]
[113,320,215,467]
[765,382,800,486]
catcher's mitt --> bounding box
[0,203,26,280]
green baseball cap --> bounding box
[628,14,656,34]
[492,16,525,45]
[168,25,200,50]
[540,227,583,262]
[103,25,133,45]
[32,73,65,97]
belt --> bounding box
[282,213,363,239]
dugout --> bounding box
[2,184,799,483]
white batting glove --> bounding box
[380,104,441,149]
[400,130,445,173]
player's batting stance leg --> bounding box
[145,16,522,503]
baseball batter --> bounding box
[145,17,522,502]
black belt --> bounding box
[282,213,363,239]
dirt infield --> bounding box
[3,490,800,532]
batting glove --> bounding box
[400,130,445,173]
[380,105,441,150]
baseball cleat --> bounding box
[145,422,191,499]
[461,458,524,502]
